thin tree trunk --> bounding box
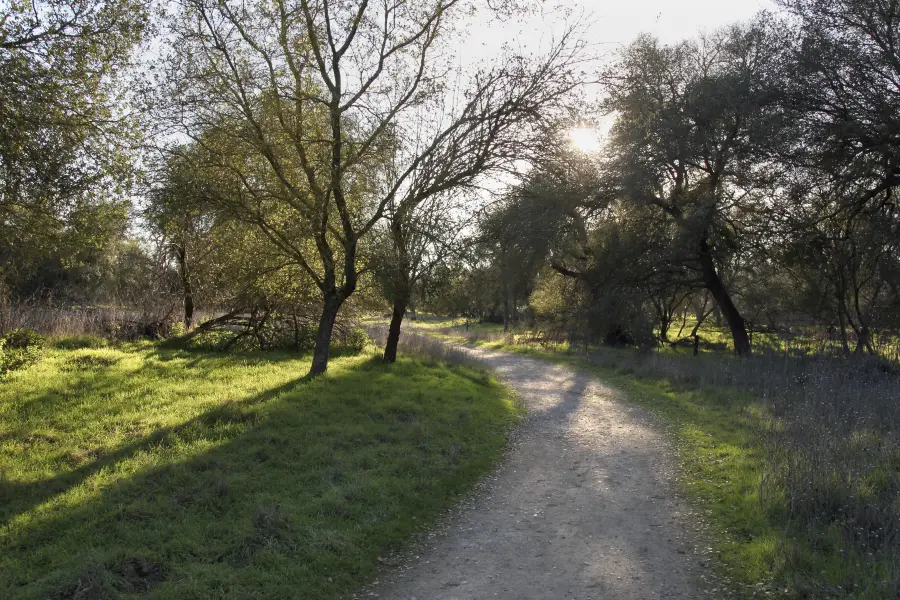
[383,295,408,363]
[837,302,850,355]
[502,283,510,333]
[175,245,194,329]
[309,292,342,377]
[183,291,195,329]
[698,238,751,357]
[855,325,870,355]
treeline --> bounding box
[424,0,900,359]
[3,0,899,371]
[0,0,584,376]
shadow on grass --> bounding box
[0,354,516,600]
[0,377,303,528]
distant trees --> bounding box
[461,4,900,358]
[0,0,149,298]
[4,0,899,363]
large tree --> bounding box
[162,0,583,375]
[779,0,900,215]
[599,19,789,355]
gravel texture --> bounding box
[363,346,714,600]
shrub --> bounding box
[180,329,257,353]
[3,327,46,349]
[54,335,110,350]
[331,327,371,356]
[169,321,186,338]
[0,328,46,379]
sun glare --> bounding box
[568,127,601,154]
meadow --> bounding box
[0,337,521,599]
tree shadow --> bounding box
[1,356,513,600]
[0,377,303,529]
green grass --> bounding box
[422,326,829,597]
[0,342,522,599]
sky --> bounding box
[568,0,777,44]
[459,0,778,66]
[453,0,779,169]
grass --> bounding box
[450,340,780,594]
[0,341,522,599]
[421,319,900,599]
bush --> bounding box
[0,328,46,379]
[180,329,258,353]
[3,327,46,349]
[331,327,371,355]
[54,335,110,350]
[169,321,186,338]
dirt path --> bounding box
[365,346,713,600]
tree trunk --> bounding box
[699,238,751,357]
[309,292,342,377]
[175,245,194,329]
[502,283,510,333]
[855,324,870,355]
[837,303,850,355]
[383,295,408,363]
[183,291,195,329]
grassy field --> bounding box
[422,319,899,599]
[0,340,522,599]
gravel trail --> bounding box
[366,346,710,600]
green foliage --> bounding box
[0,328,46,379]
[0,345,520,599]
[53,335,111,351]
[333,327,372,355]
[179,324,372,357]
[2,328,46,350]
[179,329,257,353]
[0,0,149,300]
[168,321,186,338]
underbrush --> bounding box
[433,323,900,599]
[176,323,371,355]
[0,328,46,380]
[0,342,521,599]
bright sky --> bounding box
[460,0,778,65]
[570,0,777,44]
[453,0,779,166]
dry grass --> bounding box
[0,297,178,340]
[364,324,485,370]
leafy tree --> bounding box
[599,19,789,355]
[0,0,149,294]
[162,0,584,375]
[146,147,228,328]
[374,192,469,362]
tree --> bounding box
[145,147,227,328]
[162,0,584,375]
[0,0,149,292]
[374,192,468,362]
[779,0,900,219]
[600,19,789,356]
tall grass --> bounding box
[364,324,485,369]
[0,296,177,339]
